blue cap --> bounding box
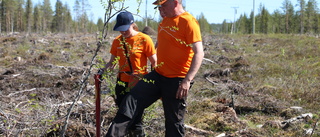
[113,12,134,31]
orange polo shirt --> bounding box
[155,12,202,78]
[110,32,156,82]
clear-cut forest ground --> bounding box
[0,32,319,137]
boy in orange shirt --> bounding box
[102,11,157,136]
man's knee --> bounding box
[118,94,138,119]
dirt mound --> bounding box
[142,26,156,36]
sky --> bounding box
[42,0,301,24]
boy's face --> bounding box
[120,25,132,38]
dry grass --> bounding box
[1,33,320,136]
[187,34,320,136]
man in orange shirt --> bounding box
[106,0,204,136]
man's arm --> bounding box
[148,54,157,70]
[176,41,204,99]
[101,55,117,72]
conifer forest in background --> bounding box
[1,0,320,35]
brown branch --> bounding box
[51,101,83,107]
[203,57,216,64]
[102,2,128,39]
[60,42,102,137]
[185,124,214,135]
[205,76,219,85]
[310,119,319,137]
[8,88,36,97]
[0,108,8,119]
[85,127,92,137]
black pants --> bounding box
[114,80,144,134]
[106,71,189,137]
[114,80,129,107]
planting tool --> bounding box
[94,70,103,136]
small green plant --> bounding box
[14,108,22,113]
[16,44,31,57]
[281,48,285,56]
[143,100,162,121]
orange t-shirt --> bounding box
[155,12,202,78]
[110,32,156,82]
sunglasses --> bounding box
[154,5,162,9]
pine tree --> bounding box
[2,0,16,33]
[271,9,284,33]
[0,0,3,33]
[238,13,251,34]
[259,5,270,34]
[73,0,80,33]
[63,3,73,33]
[221,19,231,34]
[281,0,294,33]
[42,0,53,32]
[25,0,33,33]
[73,0,91,33]
[15,0,24,32]
[52,0,63,32]
[305,0,319,33]
[33,4,43,33]
[249,11,255,34]
[197,13,211,33]
[97,18,104,32]
[297,0,306,34]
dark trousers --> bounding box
[114,80,144,135]
[106,71,187,137]
[114,80,129,107]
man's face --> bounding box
[159,0,174,17]
[159,8,166,18]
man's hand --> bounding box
[97,68,104,75]
[176,79,191,99]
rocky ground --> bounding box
[0,32,318,137]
